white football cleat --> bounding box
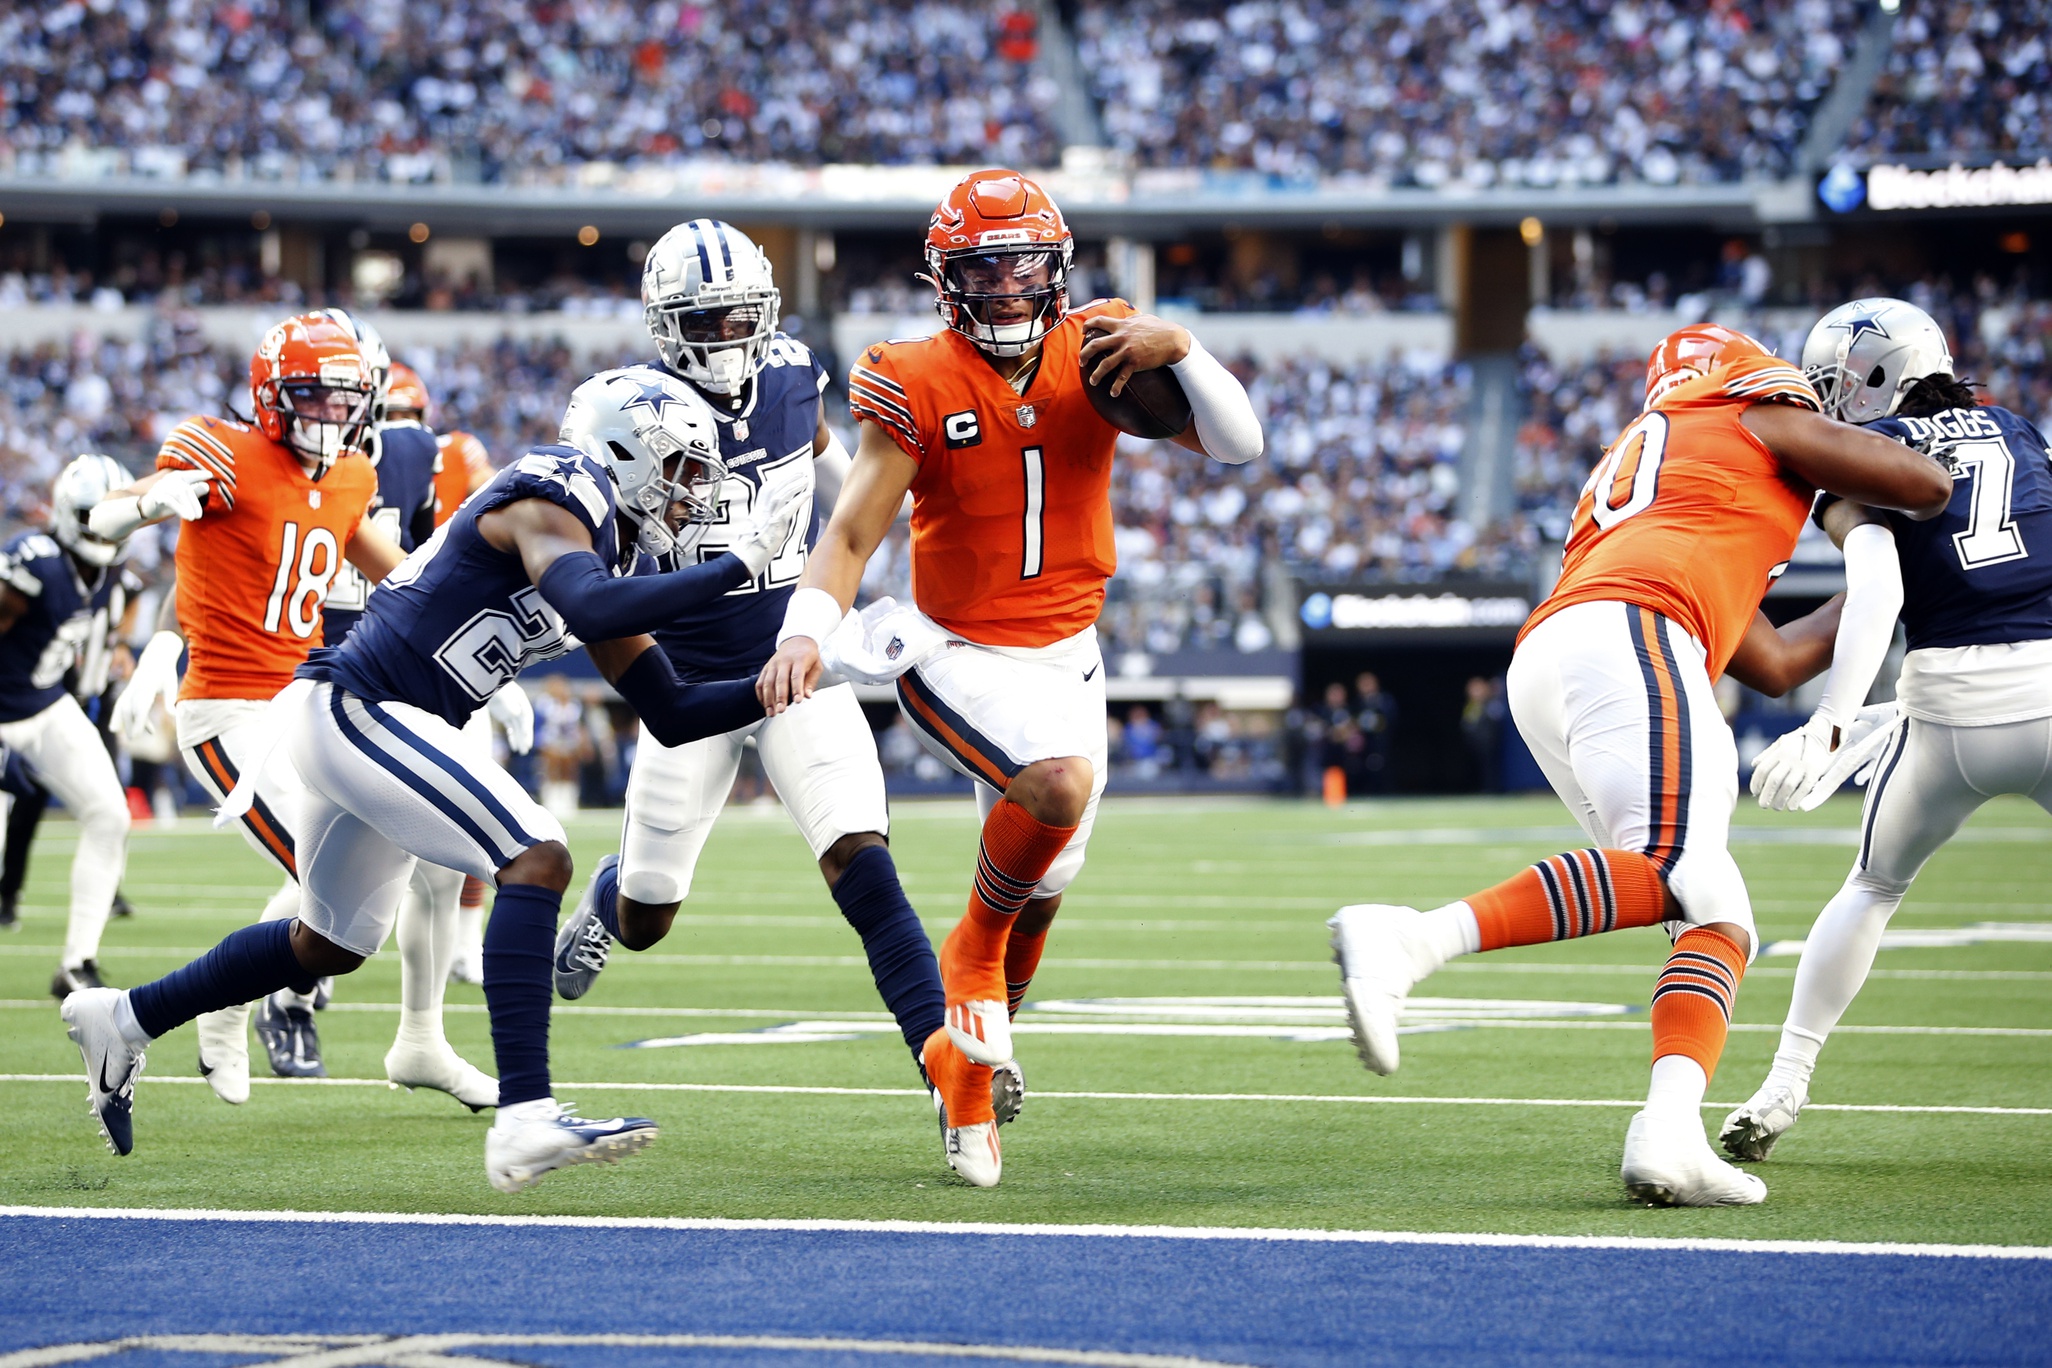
[447,950,485,987]
[1720,1079,1810,1162]
[60,987,145,1156]
[991,1058,1026,1128]
[195,1005,250,1105]
[945,998,1013,1068]
[1328,903,1430,1076]
[944,1119,1002,1188]
[1622,1109,1767,1207]
[485,1099,658,1194]
[386,1035,499,1112]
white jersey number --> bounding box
[262,521,343,640]
[1949,437,2030,570]
[678,448,811,595]
[432,586,572,702]
[1021,446,1045,579]
[1579,411,1670,535]
[30,610,96,689]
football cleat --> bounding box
[447,949,485,987]
[385,1036,499,1112]
[945,999,1013,1068]
[60,987,144,1156]
[312,976,334,1011]
[256,994,326,1077]
[111,889,137,920]
[1622,1109,1768,1207]
[552,854,618,1001]
[921,1029,1000,1187]
[0,891,17,930]
[485,1100,657,1194]
[938,917,1013,1066]
[51,960,108,1001]
[1720,1079,1810,1163]
[991,1058,1026,1128]
[1327,904,1430,1076]
[195,1005,251,1105]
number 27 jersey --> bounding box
[157,415,376,701]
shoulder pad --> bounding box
[507,446,614,532]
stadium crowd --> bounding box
[1846,0,2052,163]
[0,0,1057,182]
[1076,0,1866,186]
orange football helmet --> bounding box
[249,310,377,475]
[1644,323,1774,407]
[385,361,431,420]
[923,168,1073,357]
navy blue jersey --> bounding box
[322,422,441,646]
[300,446,622,727]
[1859,405,2052,651]
[649,333,828,682]
[0,533,118,724]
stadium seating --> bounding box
[1845,0,2052,162]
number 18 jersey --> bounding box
[1519,355,1822,680]
[156,415,376,701]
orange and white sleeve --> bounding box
[155,418,240,512]
[847,348,927,464]
[1720,357,1821,411]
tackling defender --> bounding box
[1726,298,2052,1160]
[1327,323,1953,1206]
[0,455,139,995]
[551,219,957,1111]
[759,169,1263,1186]
[62,366,790,1193]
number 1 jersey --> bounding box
[1520,355,1822,681]
[156,415,376,701]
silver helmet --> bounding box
[51,452,133,567]
[560,365,729,559]
[1800,297,1954,424]
[642,219,781,397]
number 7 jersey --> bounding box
[157,414,376,701]
[1520,354,1822,681]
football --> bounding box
[1082,356,1193,441]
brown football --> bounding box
[1082,356,1192,441]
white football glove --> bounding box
[139,469,212,523]
[1752,703,1902,812]
[113,630,184,743]
[487,681,535,755]
[1789,702,1903,812]
[730,479,809,577]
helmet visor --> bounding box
[278,380,373,427]
[943,249,1059,301]
[671,303,768,346]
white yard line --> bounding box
[0,1203,2046,1260]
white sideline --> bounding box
[1,1203,2047,1261]
[2,1073,2047,1116]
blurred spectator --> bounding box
[533,674,589,819]
[1351,671,1396,795]
[1847,0,2052,163]
[1122,704,1166,779]
[1461,675,1507,793]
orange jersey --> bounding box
[1520,354,1822,679]
[157,416,376,700]
[848,300,1132,647]
[433,430,493,527]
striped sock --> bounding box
[944,801,1076,1004]
[1650,926,1748,1082]
[1004,927,1049,1018]
[1464,848,1670,951]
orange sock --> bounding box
[1465,848,1670,951]
[921,1028,994,1127]
[1650,926,1747,1082]
[460,876,486,910]
[1004,927,1048,1018]
[941,800,1076,1005]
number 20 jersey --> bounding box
[1519,355,1823,681]
[648,333,827,683]
[299,446,620,728]
[1855,405,2052,652]
[156,414,377,701]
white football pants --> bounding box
[0,694,129,968]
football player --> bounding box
[0,454,140,993]
[1726,299,2052,1161]
[551,220,959,1108]
[1326,323,1954,1206]
[61,367,789,1193]
[95,309,403,1103]
[758,171,1263,1186]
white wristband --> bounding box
[777,586,845,647]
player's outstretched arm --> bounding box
[586,635,764,747]
[88,469,212,541]
[1081,315,1263,464]
[343,518,406,585]
[481,497,752,642]
[1724,597,1846,697]
[1744,404,1952,518]
[759,421,916,714]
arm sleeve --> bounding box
[610,647,766,747]
[1170,338,1264,465]
[535,549,752,643]
[1815,522,1904,727]
[847,350,927,463]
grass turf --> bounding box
[2,793,2047,1245]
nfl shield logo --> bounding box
[308,490,322,509]
[1017,404,1038,428]
[885,636,904,661]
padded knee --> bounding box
[1663,846,1756,960]
[620,865,684,906]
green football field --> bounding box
[2,793,2047,1247]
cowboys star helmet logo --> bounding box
[1828,309,1892,346]
[620,379,690,423]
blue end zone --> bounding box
[3,1214,2049,1366]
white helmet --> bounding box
[51,452,133,567]
[642,219,781,397]
[560,365,729,560]
[1801,297,1954,424]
